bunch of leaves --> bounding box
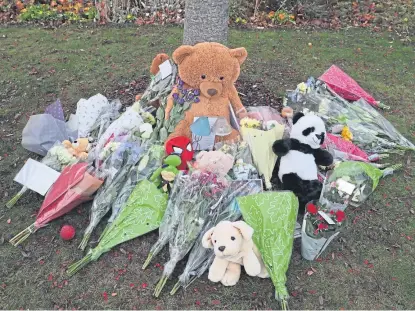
[268,9,295,25]
[304,201,346,239]
[351,1,376,27]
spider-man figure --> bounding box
[165,136,194,171]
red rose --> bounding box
[336,210,346,223]
[306,203,318,215]
[318,223,329,230]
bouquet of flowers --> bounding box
[320,161,402,209]
[288,81,415,154]
[99,143,165,238]
[78,138,143,250]
[237,191,299,310]
[67,179,168,276]
[301,201,346,261]
[142,170,229,297]
[215,140,258,180]
[9,163,103,246]
[169,179,264,295]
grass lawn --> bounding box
[0,25,414,310]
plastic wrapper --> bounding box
[319,161,402,209]
[240,126,284,189]
[101,142,166,237]
[78,138,144,250]
[143,170,229,296]
[237,192,299,309]
[76,94,121,139]
[67,179,168,276]
[86,98,122,141]
[10,163,103,246]
[215,140,258,180]
[322,133,370,163]
[170,179,263,294]
[94,106,144,161]
[288,82,415,154]
[22,114,69,156]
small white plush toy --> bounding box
[202,220,269,287]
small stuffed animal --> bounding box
[194,150,234,181]
[165,136,194,171]
[150,155,181,193]
[202,221,269,287]
[62,138,91,160]
[271,112,333,212]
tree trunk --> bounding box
[183,0,229,45]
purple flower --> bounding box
[194,97,200,103]
[179,97,185,104]
[172,93,179,100]
[194,89,200,96]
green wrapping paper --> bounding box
[236,191,298,308]
[67,179,168,276]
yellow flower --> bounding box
[21,8,27,13]
[341,126,353,141]
[289,14,295,20]
[268,11,275,18]
[278,13,286,20]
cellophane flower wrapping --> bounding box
[103,142,165,233]
[319,161,402,209]
[322,133,370,163]
[79,136,144,250]
[215,140,259,180]
[151,170,231,296]
[171,179,263,294]
[288,81,415,154]
[9,163,103,246]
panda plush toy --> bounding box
[271,112,333,213]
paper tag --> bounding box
[14,158,61,196]
[336,179,356,195]
[159,60,173,79]
[318,211,336,225]
[192,117,217,150]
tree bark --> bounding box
[183,0,229,45]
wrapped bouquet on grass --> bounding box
[236,191,299,310]
[78,138,144,250]
[100,143,165,239]
[320,161,402,210]
[9,163,103,246]
[170,179,263,295]
[289,82,415,154]
[301,201,346,261]
[141,170,229,297]
[67,179,168,276]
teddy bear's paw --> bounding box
[257,269,270,278]
[221,271,240,287]
[208,270,224,283]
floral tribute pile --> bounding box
[3,59,413,310]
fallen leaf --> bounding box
[103,292,108,301]
[211,300,220,305]
[7,219,11,224]
[319,295,324,305]
[120,248,127,255]
[307,270,314,276]
[48,273,53,281]
[111,293,117,297]
[195,300,201,306]
[308,290,317,294]
[141,283,148,289]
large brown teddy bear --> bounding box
[164,42,248,142]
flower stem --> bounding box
[9,223,36,246]
[169,281,181,295]
[98,226,109,242]
[5,186,28,208]
[78,233,91,251]
[154,275,168,297]
[142,252,154,270]
[66,253,93,277]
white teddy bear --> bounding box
[202,220,269,287]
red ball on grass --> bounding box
[60,225,75,241]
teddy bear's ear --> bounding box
[202,227,215,249]
[229,47,248,65]
[172,45,194,65]
[232,221,254,240]
[195,150,208,162]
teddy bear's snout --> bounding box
[218,246,226,252]
[207,89,217,96]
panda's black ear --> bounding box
[292,112,305,124]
